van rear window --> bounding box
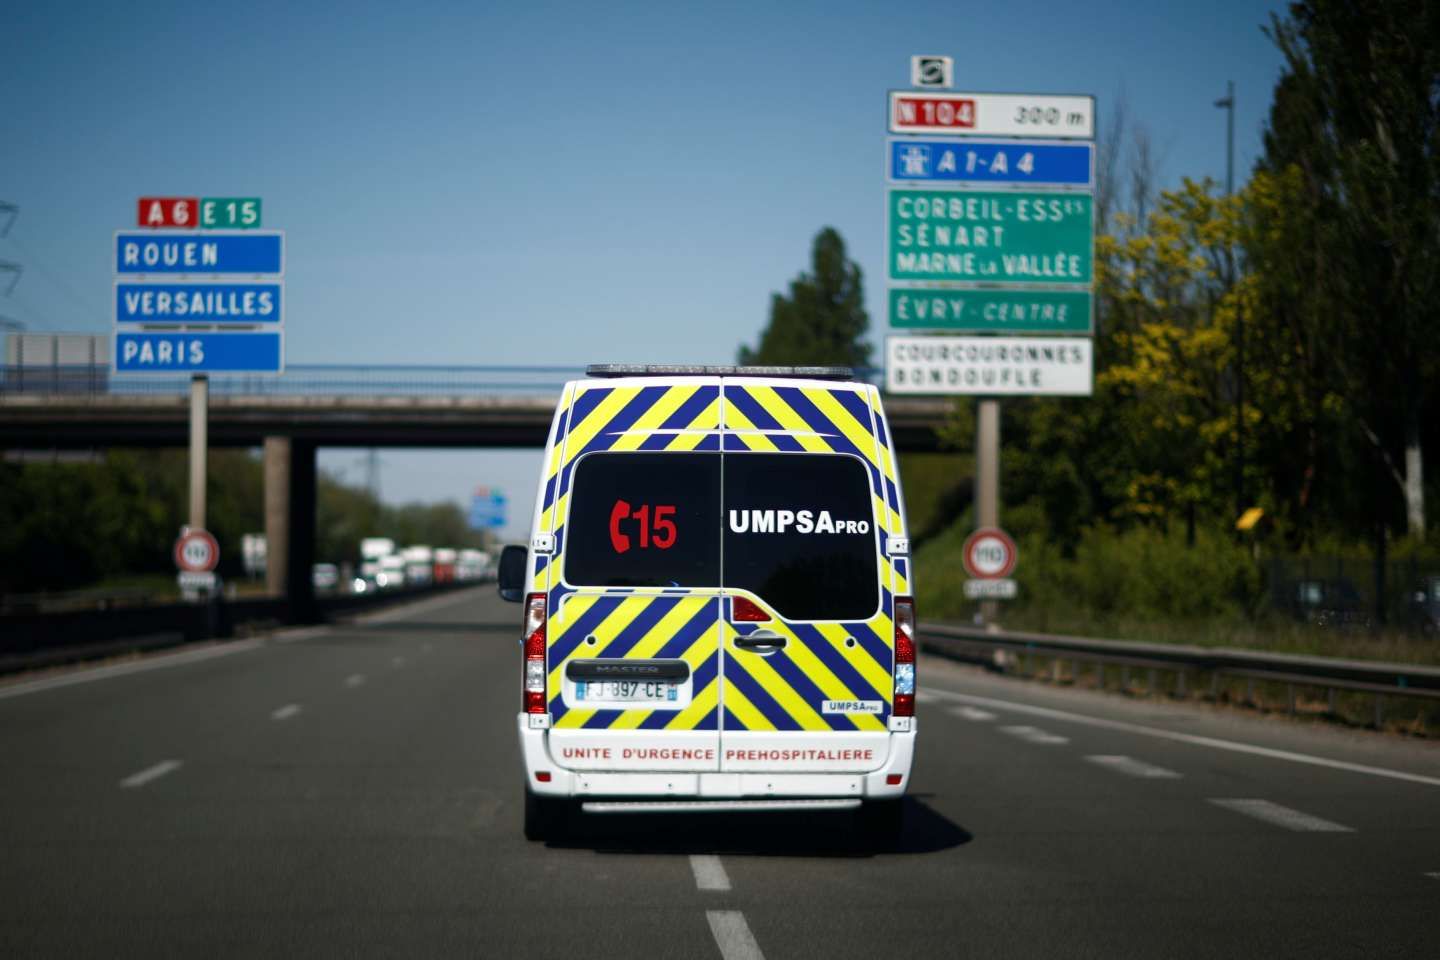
[563,451,880,619]
[564,453,721,588]
[723,453,879,621]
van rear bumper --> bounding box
[516,714,915,801]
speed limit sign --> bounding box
[961,527,1017,580]
[174,528,220,573]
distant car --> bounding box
[312,563,339,593]
[1407,576,1440,635]
[1286,577,1370,629]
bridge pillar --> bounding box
[263,436,318,622]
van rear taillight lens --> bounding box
[523,592,547,714]
[731,596,770,622]
[893,597,916,717]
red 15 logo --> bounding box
[609,500,677,554]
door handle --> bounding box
[733,631,786,652]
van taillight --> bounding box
[523,592,547,714]
[893,597,916,717]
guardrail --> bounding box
[918,622,1440,729]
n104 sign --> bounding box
[887,189,1092,284]
[889,92,1095,138]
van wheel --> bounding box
[524,790,566,842]
[860,799,904,849]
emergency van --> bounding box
[497,365,916,843]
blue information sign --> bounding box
[115,282,282,324]
[469,492,507,530]
[114,331,283,373]
[888,139,1093,187]
[115,232,284,275]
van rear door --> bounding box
[718,381,897,775]
[542,379,726,773]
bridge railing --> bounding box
[1,364,888,398]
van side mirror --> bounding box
[497,545,527,602]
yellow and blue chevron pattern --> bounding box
[533,377,908,733]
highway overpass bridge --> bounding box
[1,364,955,621]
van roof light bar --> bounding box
[586,364,854,380]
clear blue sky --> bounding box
[4,0,1286,541]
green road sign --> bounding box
[200,198,262,229]
[887,188,1091,284]
[889,287,1092,334]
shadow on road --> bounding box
[549,795,970,858]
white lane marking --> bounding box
[0,639,264,702]
[914,690,939,704]
[344,673,366,688]
[706,910,765,960]
[1000,725,1069,745]
[1086,755,1182,779]
[273,626,330,644]
[120,760,182,789]
[1425,872,1440,881]
[392,656,407,668]
[1209,798,1354,833]
[922,687,1440,789]
[271,704,302,721]
[950,705,996,721]
[690,854,731,892]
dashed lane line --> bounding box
[1208,798,1354,833]
[922,687,1440,789]
[690,855,731,892]
[1425,872,1440,881]
[707,910,765,960]
[1000,725,1070,745]
[345,674,366,688]
[1086,755,1182,779]
[271,704,302,721]
[950,705,996,721]
[120,760,182,789]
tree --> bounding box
[1257,0,1440,537]
[738,227,871,367]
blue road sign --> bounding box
[115,231,284,275]
[114,330,283,373]
[115,282,282,324]
[469,492,507,531]
[888,139,1093,187]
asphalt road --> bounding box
[2,588,1438,958]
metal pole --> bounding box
[1216,81,1243,519]
[189,374,208,529]
[975,398,1001,623]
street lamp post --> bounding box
[1215,81,1243,521]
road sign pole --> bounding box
[976,398,1001,624]
[189,374,208,529]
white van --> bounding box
[498,365,916,842]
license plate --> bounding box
[575,680,679,703]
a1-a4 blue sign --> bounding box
[888,138,1093,187]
